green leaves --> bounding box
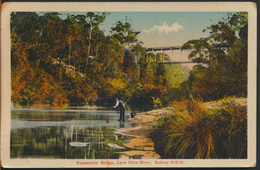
[11,12,42,45]
[165,64,189,88]
[151,96,162,109]
[182,12,248,101]
[182,12,247,62]
[93,12,110,26]
[111,21,140,46]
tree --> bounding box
[182,12,247,101]
[165,64,189,88]
[111,21,141,83]
[83,12,109,75]
[41,13,67,65]
[111,21,140,48]
[11,12,42,46]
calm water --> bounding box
[11,107,134,159]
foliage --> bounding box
[11,12,172,109]
[150,97,247,159]
[151,96,162,109]
[182,12,247,101]
[11,121,127,159]
[165,64,189,88]
[111,21,140,47]
[11,12,102,107]
[11,11,247,110]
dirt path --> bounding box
[115,107,175,159]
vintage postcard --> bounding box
[1,2,257,168]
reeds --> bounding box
[150,97,247,159]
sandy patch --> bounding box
[115,107,175,159]
[120,150,160,159]
[124,137,154,151]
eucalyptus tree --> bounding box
[40,12,67,67]
[110,21,140,48]
[182,12,247,64]
[110,21,141,83]
[64,14,86,77]
[11,12,42,46]
[182,12,248,100]
[83,12,110,76]
[129,44,147,84]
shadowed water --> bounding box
[11,108,134,159]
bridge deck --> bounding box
[125,46,183,52]
[161,61,195,64]
[145,46,182,52]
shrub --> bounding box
[150,98,247,159]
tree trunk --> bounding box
[68,40,71,75]
[84,16,93,76]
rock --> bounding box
[69,142,90,147]
[107,143,126,149]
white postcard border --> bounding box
[1,2,257,168]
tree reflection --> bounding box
[11,124,131,159]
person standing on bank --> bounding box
[113,98,127,122]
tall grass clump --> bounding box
[150,97,247,159]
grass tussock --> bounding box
[150,97,247,159]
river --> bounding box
[11,106,136,159]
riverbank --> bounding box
[116,107,175,159]
[116,97,247,159]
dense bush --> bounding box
[150,97,247,159]
[182,12,247,101]
[11,12,172,108]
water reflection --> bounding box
[119,122,125,128]
[11,110,133,159]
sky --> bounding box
[45,11,236,69]
[56,11,234,48]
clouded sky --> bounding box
[57,11,235,48]
[54,11,235,69]
[100,12,234,47]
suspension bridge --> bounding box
[126,46,195,64]
[125,45,199,85]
